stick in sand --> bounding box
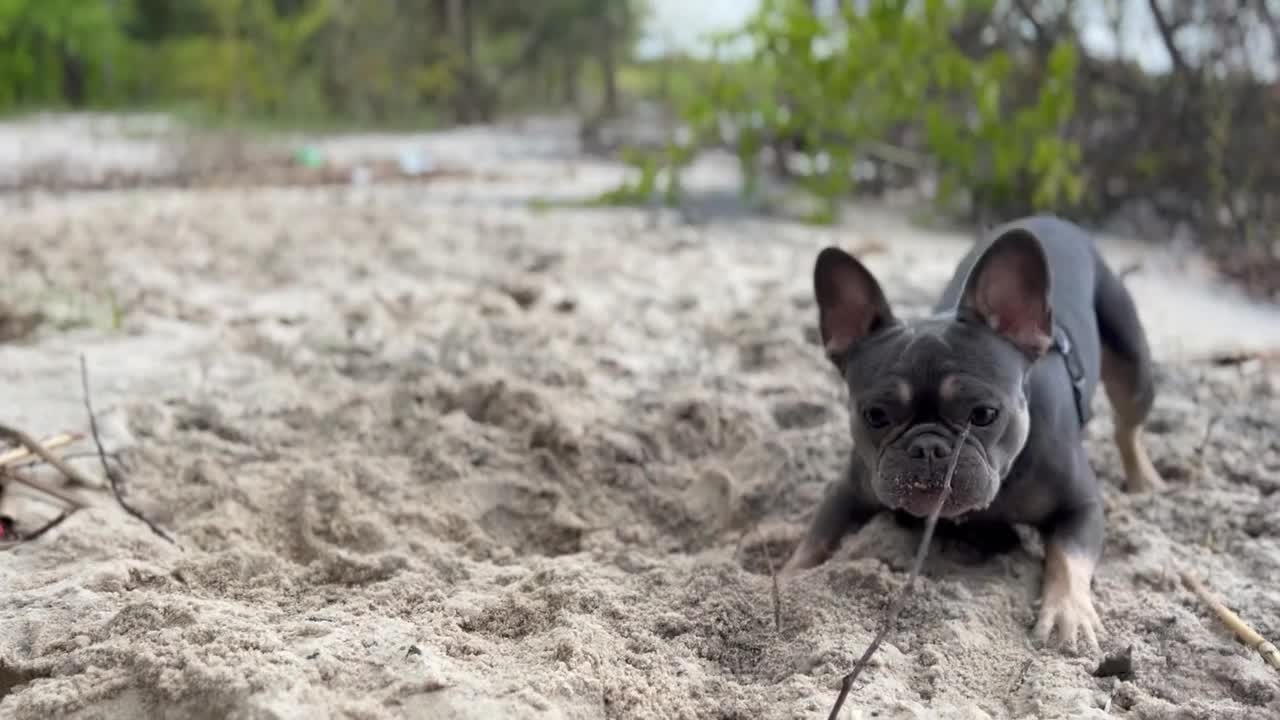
[1181,570,1280,671]
[828,424,971,720]
[79,354,176,545]
[756,529,783,634]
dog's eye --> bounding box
[969,405,1000,426]
[862,407,890,429]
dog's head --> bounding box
[813,229,1053,518]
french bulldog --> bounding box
[783,215,1164,654]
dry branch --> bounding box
[0,431,90,507]
[0,467,86,509]
[21,510,75,541]
[0,428,89,551]
[1147,0,1194,80]
[0,424,100,490]
[79,355,176,545]
[828,424,972,720]
[6,449,126,473]
[0,510,75,550]
[1180,570,1280,671]
[0,432,81,467]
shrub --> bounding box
[608,0,1082,224]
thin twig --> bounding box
[828,424,972,720]
[80,355,176,545]
[770,563,782,633]
[0,467,86,509]
[1180,570,1280,671]
[23,510,75,541]
[1196,413,1221,457]
[1194,411,1221,482]
[1007,657,1033,695]
[0,424,100,490]
[7,450,126,473]
[0,510,76,551]
[756,530,783,634]
[1011,0,1050,52]
[733,450,794,634]
[1147,0,1193,80]
[1,507,76,545]
[0,432,82,467]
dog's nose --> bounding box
[907,435,952,460]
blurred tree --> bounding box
[477,0,645,118]
[0,0,647,122]
[0,0,126,107]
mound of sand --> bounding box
[1,127,1279,719]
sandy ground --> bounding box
[1,115,1279,719]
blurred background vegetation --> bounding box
[1,0,1277,297]
[0,0,645,126]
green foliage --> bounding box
[0,0,128,108]
[607,0,1083,222]
[594,148,663,206]
[589,141,695,208]
[161,0,331,117]
[0,0,647,125]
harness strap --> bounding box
[1051,322,1091,425]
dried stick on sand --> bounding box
[828,424,972,720]
[0,432,89,508]
[0,432,81,467]
[0,511,75,549]
[0,467,87,509]
[0,424,100,490]
[80,355,176,545]
[0,427,89,550]
[1181,570,1280,672]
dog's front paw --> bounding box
[1034,545,1105,653]
[1034,586,1102,655]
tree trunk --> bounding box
[61,50,86,107]
[563,57,579,108]
[102,0,117,101]
[599,16,618,117]
[446,0,479,122]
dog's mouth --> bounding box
[876,463,999,519]
[893,486,979,519]
[870,434,1001,519]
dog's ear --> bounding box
[959,228,1053,358]
[813,246,896,364]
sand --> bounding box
[1,116,1279,719]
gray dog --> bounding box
[783,215,1164,654]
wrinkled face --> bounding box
[843,318,1032,518]
[812,229,1053,518]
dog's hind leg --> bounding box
[1093,254,1165,493]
